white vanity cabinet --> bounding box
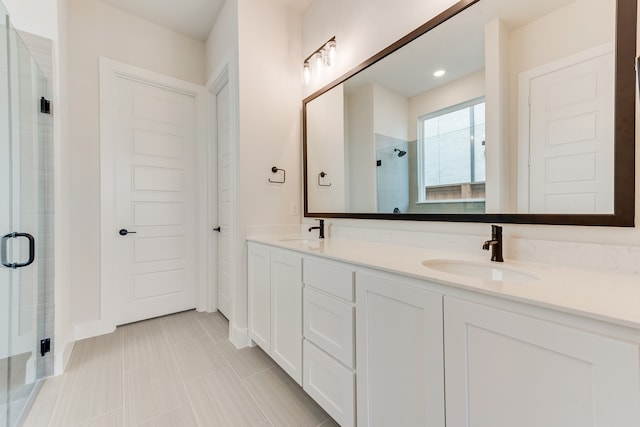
[248,238,640,427]
[247,242,303,384]
[444,296,640,427]
[355,271,445,427]
[302,257,356,427]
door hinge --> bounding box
[40,97,51,114]
[40,338,51,356]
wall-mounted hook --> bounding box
[317,171,332,187]
[269,166,286,184]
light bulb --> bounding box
[303,62,311,85]
[313,52,324,75]
[325,40,336,67]
[433,69,446,77]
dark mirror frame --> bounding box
[303,0,636,226]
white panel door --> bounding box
[215,82,232,317]
[270,250,302,385]
[111,76,197,325]
[527,48,614,213]
[444,297,640,427]
[356,272,445,427]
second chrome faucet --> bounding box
[482,225,503,262]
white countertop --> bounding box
[248,235,640,330]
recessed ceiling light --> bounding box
[433,69,446,77]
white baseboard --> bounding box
[55,340,74,375]
[229,323,251,349]
[74,319,116,341]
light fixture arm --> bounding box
[304,36,337,64]
[302,36,337,85]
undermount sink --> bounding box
[422,259,539,282]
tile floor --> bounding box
[23,310,338,426]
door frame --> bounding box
[97,57,207,336]
[206,53,241,342]
[516,42,614,212]
[206,56,236,308]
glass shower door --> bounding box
[0,5,12,425]
[1,5,49,426]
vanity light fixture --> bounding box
[433,69,446,77]
[302,36,337,85]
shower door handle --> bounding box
[1,232,35,269]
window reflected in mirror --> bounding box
[419,98,486,205]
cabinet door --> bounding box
[444,297,640,427]
[303,340,356,427]
[248,243,271,351]
[356,272,445,427]
[271,250,303,384]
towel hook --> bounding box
[317,171,332,187]
[269,166,286,184]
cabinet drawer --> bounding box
[304,257,354,301]
[303,340,356,427]
[304,287,355,368]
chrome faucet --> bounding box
[482,225,504,262]
[308,219,325,239]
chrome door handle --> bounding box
[118,229,137,236]
[1,232,35,269]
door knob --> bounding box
[213,226,221,232]
[119,229,137,236]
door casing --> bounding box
[98,57,208,336]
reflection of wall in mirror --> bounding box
[307,84,346,212]
[345,83,409,213]
[508,0,615,213]
[345,85,376,212]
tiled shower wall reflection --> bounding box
[375,134,409,214]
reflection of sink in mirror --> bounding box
[422,259,539,282]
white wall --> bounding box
[66,0,206,326]
[3,0,58,41]
[301,0,640,267]
[205,0,238,79]
[229,0,302,337]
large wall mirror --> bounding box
[303,0,636,226]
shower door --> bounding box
[1,6,50,426]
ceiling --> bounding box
[344,0,580,98]
[98,0,313,41]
